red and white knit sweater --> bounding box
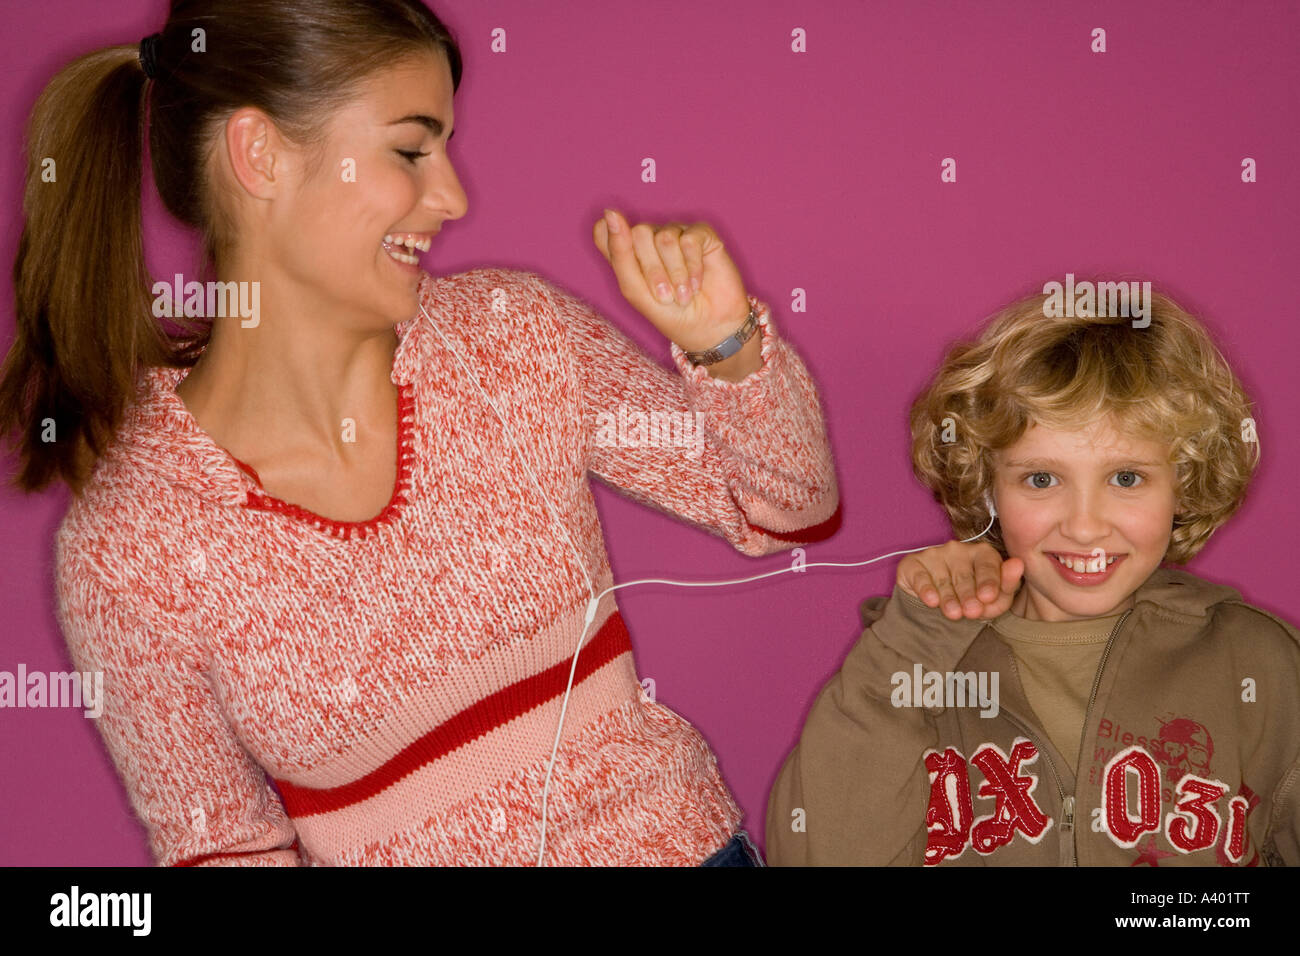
[54,267,841,866]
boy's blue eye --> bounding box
[1022,470,1146,489]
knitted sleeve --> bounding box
[539,278,841,556]
[56,567,301,867]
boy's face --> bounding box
[992,417,1178,622]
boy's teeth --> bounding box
[1053,553,1118,573]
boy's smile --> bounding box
[1046,549,1126,584]
[992,417,1178,622]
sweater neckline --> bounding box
[990,609,1123,645]
[127,272,430,542]
[233,381,417,542]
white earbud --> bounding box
[984,492,997,520]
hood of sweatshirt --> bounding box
[859,566,1247,676]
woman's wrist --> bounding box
[678,300,763,382]
[703,332,762,382]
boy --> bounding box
[767,286,1300,865]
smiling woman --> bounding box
[0,0,841,868]
[0,0,467,496]
[166,48,468,517]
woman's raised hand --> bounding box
[897,540,1025,620]
[592,209,752,355]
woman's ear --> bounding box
[224,108,281,198]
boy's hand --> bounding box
[897,540,1024,620]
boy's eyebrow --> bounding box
[387,114,454,139]
[1003,458,1167,468]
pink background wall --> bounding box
[2,0,1297,864]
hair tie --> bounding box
[139,33,161,80]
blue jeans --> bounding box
[700,829,766,866]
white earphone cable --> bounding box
[422,304,597,865]
[422,298,998,866]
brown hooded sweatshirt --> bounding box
[767,568,1300,866]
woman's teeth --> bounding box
[383,234,430,264]
[1052,553,1118,574]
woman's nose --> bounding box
[429,161,468,221]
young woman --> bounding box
[0,0,846,865]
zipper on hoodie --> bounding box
[1066,608,1134,867]
[993,608,1132,866]
[1077,609,1134,774]
[1060,795,1075,836]
[997,706,1070,864]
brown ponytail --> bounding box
[0,45,174,495]
[0,1,463,496]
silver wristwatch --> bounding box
[684,307,759,366]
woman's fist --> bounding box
[593,209,752,356]
[897,540,1024,620]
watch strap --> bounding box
[684,307,759,366]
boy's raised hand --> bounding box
[897,540,1024,620]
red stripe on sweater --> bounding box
[753,501,843,543]
[273,611,633,818]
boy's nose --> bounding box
[1061,496,1110,539]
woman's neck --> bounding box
[174,317,400,468]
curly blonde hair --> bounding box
[909,282,1261,565]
